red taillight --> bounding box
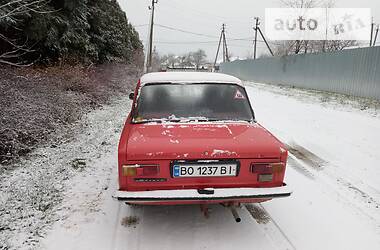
[251,163,285,182]
[143,166,159,176]
[251,163,285,174]
[251,164,273,174]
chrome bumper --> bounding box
[113,184,291,202]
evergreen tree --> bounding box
[0,0,143,65]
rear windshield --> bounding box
[133,83,254,123]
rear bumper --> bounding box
[113,183,291,204]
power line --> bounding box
[138,12,282,58]
[145,40,219,44]
[141,39,276,45]
[142,23,282,45]
[133,24,149,28]
[141,22,255,42]
[141,39,281,47]
[230,37,253,41]
[154,24,219,38]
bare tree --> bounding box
[183,53,194,67]
[178,55,188,67]
[0,0,51,66]
[159,50,208,69]
[167,54,178,67]
[280,0,320,8]
[191,49,207,69]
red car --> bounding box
[115,72,291,219]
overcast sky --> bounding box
[118,0,380,60]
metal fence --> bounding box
[221,46,380,100]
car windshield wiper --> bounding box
[133,118,253,124]
[212,119,253,123]
[133,119,164,124]
[165,117,210,123]
[165,118,253,123]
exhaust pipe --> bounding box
[230,206,241,223]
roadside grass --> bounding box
[0,64,140,169]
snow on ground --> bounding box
[2,81,380,250]
[0,97,131,250]
[246,82,380,249]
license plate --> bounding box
[173,163,238,178]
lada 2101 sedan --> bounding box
[114,72,291,221]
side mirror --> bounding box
[129,92,135,100]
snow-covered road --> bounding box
[37,82,380,250]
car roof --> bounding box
[140,72,243,86]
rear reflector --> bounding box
[258,174,273,182]
[122,164,159,177]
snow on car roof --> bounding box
[140,72,243,86]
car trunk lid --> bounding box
[126,122,283,161]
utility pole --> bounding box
[257,28,274,56]
[253,17,274,59]
[222,24,230,63]
[213,29,223,70]
[144,0,158,73]
[373,25,379,46]
[370,19,374,47]
[253,17,259,59]
[222,24,226,63]
[213,23,230,70]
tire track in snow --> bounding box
[287,155,315,180]
[287,142,380,209]
[245,204,271,224]
[288,144,380,229]
[289,145,380,208]
[336,178,380,209]
[244,204,297,250]
[285,143,327,170]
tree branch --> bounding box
[0,59,35,67]
[0,0,51,20]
